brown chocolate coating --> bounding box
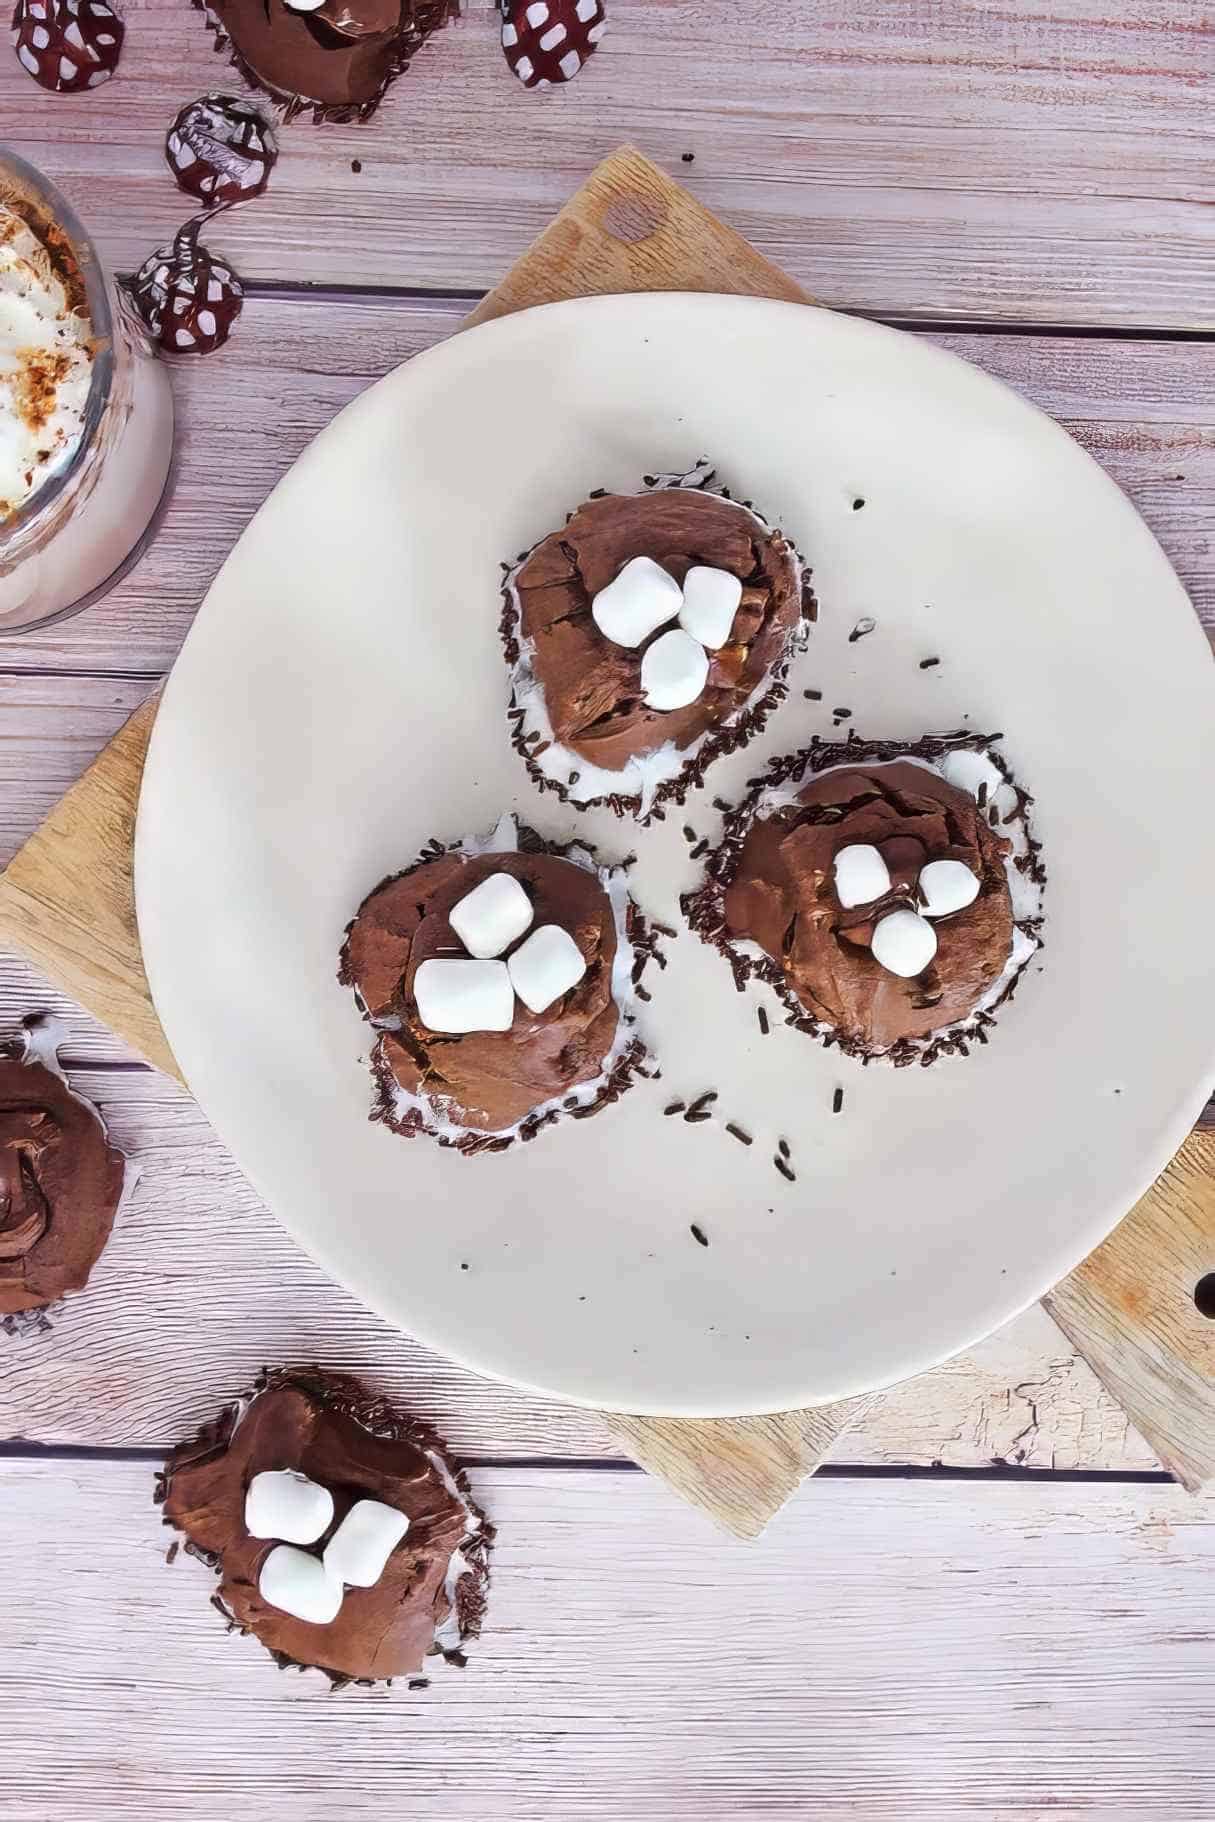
[515,489,803,775]
[340,848,620,1133]
[200,0,456,120]
[0,1050,126,1315]
[723,761,1015,1052]
[159,1371,490,1683]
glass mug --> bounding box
[0,148,174,633]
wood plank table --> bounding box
[2,6,1213,1815]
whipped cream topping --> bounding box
[0,204,94,523]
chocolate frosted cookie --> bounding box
[194,0,457,122]
[339,815,661,1153]
[684,733,1045,1066]
[157,1368,492,1685]
[1,1021,128,1327]
[501,463,814,822]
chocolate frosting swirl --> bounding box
[158,1369,491,1683]
[724,760,1015,1052]
[340,846,623,1133]
[515,488,804,774]
[0,1047,126,1315]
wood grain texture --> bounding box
[1047,1133,1215,1493]
[5,1461,1215,1820]
[3,0,1211,327]
[6,298,1211,676]
[0,1063,1160,1471]
[0,694,176,1077]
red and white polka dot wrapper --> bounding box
[128,218,244,359]
[165,95,276,208]
[11,0,124,92]
[499,0,605,88]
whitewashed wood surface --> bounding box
[2,0,1211,327]
[4,17,1215,1811]
[4,1461,1214,1821]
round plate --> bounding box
[135,294,1215,1416]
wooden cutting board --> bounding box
[2,147,1213,1537]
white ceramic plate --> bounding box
[136,294,1215,1416]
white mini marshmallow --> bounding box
[414,959,514,1033]
[591,556,682,648]
[282,0,326,10]
[918,858,981,919]
[871,909,938,979]
[323,1499,410,1589]
[258,1545,343,1625]
[244,1469,334,1545]
[449,871,533,959]
[939,748,1005,801]
[640,627,710,711]
[508,924,586,1014]
[678,565,742,649]
[833,843,891,909]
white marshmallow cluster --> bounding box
[590,556,745,713]
[831,842,982,982]
[413,872,589,1034]
[246,1468,412,1626]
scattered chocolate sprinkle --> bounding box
[567,770,580,784]
[725,1122,752,1146]
[977,781,989,808]
[832,708,852,720]
[165,1541,179,1565]
[832,1086,844,1114]
[852,498,865,511]
[804,688,823,700]
[686,1091,718,1117]
[663,1100,686,1116]
[351,159,363,174]
[849,617,877,643]
[712,797,731,812]
[683,825,697,842]
[688,838,710,860]
[408,1678,429,1690]
[778,1138,790,1160]
[459,1262,469,1271]
[757,1005,770,1036]
[690,1223,709,1247]
[685,1110,713,1124]
[682,151,695,163]
[773,1156,797,1183]
[919,657,941,670]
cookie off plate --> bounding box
[135,293,1215,1417]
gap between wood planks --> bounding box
[0,1438,1177,1484]
[154,275,1215,345]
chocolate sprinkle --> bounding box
[663,1100,686,1116]
[725,1122,752,1146]
[919,657,941,670]
[849,617,877,643]
[686,1091,718,1117]
[804,688,823,701]
[757,1005,769,1036]
[778,1138,790,1159]
[832,1086,844,1114]
[773,1156,797,1183]
[852,498,865,511]
[690,1223,709,1247]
